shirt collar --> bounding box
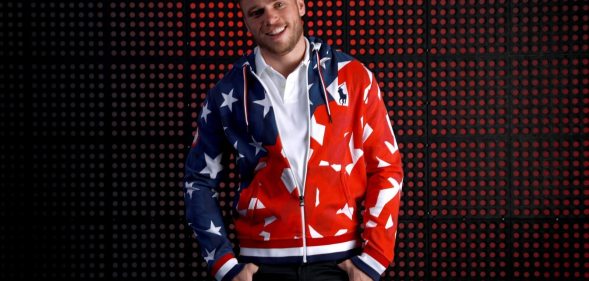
[254,37,310,77]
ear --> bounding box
[297,0,306,17]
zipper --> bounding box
[245,64,312,263]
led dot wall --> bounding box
[0,1,588,280]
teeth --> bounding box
[267,26,286,35]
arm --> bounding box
[184,89,244,281]
[351,68,404,281]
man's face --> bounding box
[239,0,306,57]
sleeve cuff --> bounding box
[350,253,387,281]
[211,255,243,281]
[219,261,244,281]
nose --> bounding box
[263,8,279,25]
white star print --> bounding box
[201,102,211,123]
[385,140,399,154]
[253,93,272,118]
[385,215,394,229]
[376,156,391,168]
[369,178,402,217]
[326,77,340,102]
[205,221,222,236]
[363,70,373,103]
[184,181,200,199]
[314,57,331,70]
[255,161,267,172]
[315,188,320,207]
[338,60,352,71]
[311,115,326,146]
[363,123,374,143]
[199,153,223,179]
[331,164,341,172]
[264,216,277,227]
[309,226,323,238]
[249,137,266,156]
[204,248,216,263]
[281,168,297,194]
[345,134,364,174]
[260,231,270,241]
[336,203,354,220]
[221,89,238,112]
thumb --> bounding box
[247,263,259,274]
[337,259,349,271]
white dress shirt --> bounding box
[254,39,311,192]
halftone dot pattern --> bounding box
[188,62,235,123]
[512,222,588,279]
[29,223,107,280]
[511,1,588,54]
[0,143,26,207]
[388,221,427,280]
[110,63,185,138]
[430,220,509,280]
[0,2,25,57]
[189,2,248,58]
[430,58,509,136]
[29,143,107,279]
[0,1,587,280]
[30,144,107,218]
[110,143,185,219]
[512,138,586,218]
[109,1,183,57]
[511,57,586,135]
[31,64,106,137]
[305,1,346,48]
[30,1,105,57]
[430,140,509,218]
[111,223,191,279]
[348,0,427,56]
[396,141,427,218]
[429,0,508,55]
[366,58,427,138]
[0,64,25,138]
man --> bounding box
[184,1,403,280]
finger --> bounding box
[337,259,349,270]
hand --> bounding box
[337,259,372,281]
[232,263,259,281]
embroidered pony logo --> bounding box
[337,83,349,106]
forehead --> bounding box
[239,0,284,10]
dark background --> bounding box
[0,0,587,280]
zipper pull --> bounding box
[299,195,305,206]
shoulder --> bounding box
[208,55,252,97]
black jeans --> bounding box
[253,261,349,281]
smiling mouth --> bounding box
[265,25,287,36]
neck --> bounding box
[260,36,306,77]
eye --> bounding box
[249,8,264,18]
[274,2,285,8]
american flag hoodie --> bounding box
[184,37,403,281]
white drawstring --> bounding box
[315,51,333,123]
[242,64,249,127]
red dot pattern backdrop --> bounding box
[0,0,587,280]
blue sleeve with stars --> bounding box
[184,87,241,281]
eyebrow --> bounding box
[245,0,280,15]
